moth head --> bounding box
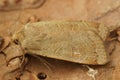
[12,29,25,45]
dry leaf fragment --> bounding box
[86,65,98,80]
[0,0,46,11]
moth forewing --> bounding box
[13,21,109,65]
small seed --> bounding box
[37,72,47,80]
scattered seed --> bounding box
[37,72,47,80]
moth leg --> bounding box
[13,38,27,68]
[2,40,28,78]
[0,36,4,49]
[19,51,25,67]
[2,56,28,80]
[0,51,7,68]
[0,36,10,67]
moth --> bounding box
[12,20,118,65]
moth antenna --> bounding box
[8,1,25,37]
[9,11,22,37]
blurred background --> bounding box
[0,0,120,80]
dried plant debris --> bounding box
[13,20,115,65]
[0,0,46,11]
[86,65,98,80]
